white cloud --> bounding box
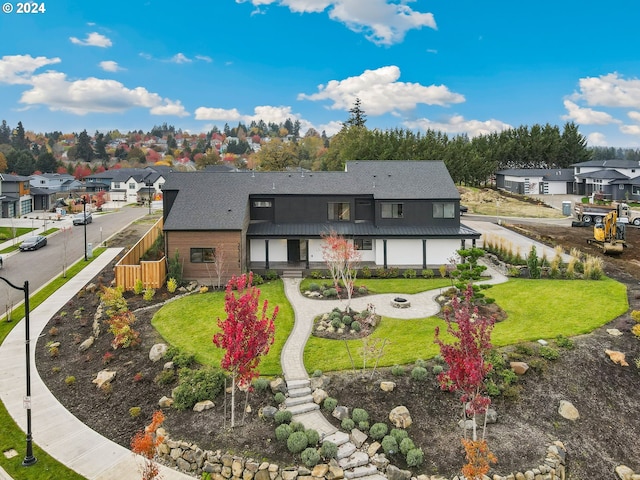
[561,100,617,125]
[573,73,640,108]
[0,54,61,85]
[298,66,464,115]
[19,71,189,116]
[169,53,192,64]
[587,132,608,146]
[620,124,640,136]
[69,32,113,48]
[195,55,213,63]
[236,0,436,45]
[99,60,123,72]
[195,107,244,121]
[403,115,512,138]
[628,111,640,123]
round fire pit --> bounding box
[391,297,411,308]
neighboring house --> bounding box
[162,161,480,285]
[85,167,166,203]
[0,173,33,217]
[572,159,640,201]
[30,186,57,212]
[496,169,574,195]
[30,173,82,192]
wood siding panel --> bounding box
[115,217,166,290]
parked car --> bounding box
[19,235,47,251]
[73,212,93,225]
[460,205,469,214]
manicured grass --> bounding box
[300,277,452,294]
[304,277,628,372]
[0,226,33,239]
[0,248,106,480]
[152,280,293,376]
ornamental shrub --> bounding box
[361,266,372,278]
[358,421,369,432]
[381,435,398,455]
[414,358,427,368]
[253,378,270,391]
[172,368,226,411]
[331,318,342,329]
[341,418,355,431]
[274,410,292,425]
[352,408,369,423]
[290,421,305,432]
[305,429,320,446]
[167,277,178,293]
[390,428,409,444]
[287,431,308,454]
[275,424,292,442]
[406,448,424,467]
[301,448,320,468]
[631,310,640,323]
[265,270,278,281]
[164,346,195,368]
[309,283,321,292]
[325,288,338,298]
[358,286,367,295]
[403,269,416,279]
[312,369,323,377]
[632,323,640,339]
[342,315,352,326]
[129,406,141,418]
[274,392,286,404]
[351,321,361,332]
[369,422,388,440]
[410,366,428,382]
[539,346,560,360]
[555,335,575,349]
[320,441,338,460]
[422,269,434,279]
[133,278,144,295]
[252,274,264,285]
[323,397,338,412]
[399,437,416,455]
[391,365,404,376]
[100,286,128,318]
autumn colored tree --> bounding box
[434,283,497,478]
[130,410,165,480]
[321,230,361,312]
[213,273,278,427]
[73,164,91,180]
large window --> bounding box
[253,200,272,208]
[381,203,403,218]
[354,238,373,250]
[190,247,215,263]
[433,202,455,218]
[633,186,640,196]
[328,202,350,221]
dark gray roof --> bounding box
[610,175,640,185]
[496,168,574,181]
[571,159,640,168]
[247,222,479,238]
[29,187,57,196]
[85,167,164,183]
[163,161,460,231]
[1,173,30,182]
[575,169,629,180]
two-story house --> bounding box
[572,159,640,201]
[84,167,166,203]
[161,161,480,284]
[0,173,33,217]
[30,173,82,192]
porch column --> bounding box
[265,239,269,270]
[383,239,388,269]
[305,239,309,269]
[422,239,427,269]
[472,238,476,248]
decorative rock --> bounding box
[380,381,396,392]
[158,396,174,408]
[537,339,548,346]
[558,400,580,421]
[615,465,634,480]
[386,464,411,480]
[310,375,330,390]
[607,328,624,337]
[282,468,299,480]
[349,429,368,448]
[458,419,476,431]
[370,453,389,469]
[79,336,94,352]
[233,459,245,477]
[312,389,328,404]
[85,282,97,293]
[164,361,174,370]
[255,470,271,480]
[605,349,629,366]
[92,369,116,388]
[259,406,278,419]
[332,405,349,421]
[193,400,215,412]
[245,404,252,413]
[327,464,344,480]
[176,457,191,472]
[510,361,529,375]
[270,378,286,394]
[312,464,329,477]
[149,343,168,362]
[367,442,381,457]
[389,406,412,428]
[49,341,61,349]
[485,408,498,424]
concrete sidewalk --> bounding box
[0,248,196,480]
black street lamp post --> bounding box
[82,196,88,261]
[0,276,36,466]
[146,181,153,215]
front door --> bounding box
[287,239,300,263]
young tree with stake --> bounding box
[321,230,361,312]
[213,273,278,428]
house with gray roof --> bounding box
[30,173,82,192]
[162,160,480,284]
[84,167,166,204]
[0,173,32,217]
[496,169,574,195]
[572,159,640,201]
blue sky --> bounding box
[1,0,640,147]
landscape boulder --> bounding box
[92,370,116,388]
[510,361,529,375]
[149,343,168,362]
[558,400,580,421]
[380,381,396,392]
[605,349,629,366]
[389,406,412,428]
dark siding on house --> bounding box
[375,199,459,227]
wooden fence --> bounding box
[115,217,166,290]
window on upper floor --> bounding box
[113,182,120,189]
[328,202,350,221]
[354,238,373,250]
[253,200,272,208]
[433,202,455,218]
[129,182,136,189]
[381,203,403,218]
[190,247,215,263]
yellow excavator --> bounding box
[588,209,626,254]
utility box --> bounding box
[562,201,572,216]
[87,243,93,258]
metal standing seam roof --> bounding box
[163,161,461,231]
[246,222,480,238]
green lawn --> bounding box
[152,281,293,376]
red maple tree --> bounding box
[213,273,278,427]
[130,410,165,480]
[321,230,361,312]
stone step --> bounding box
[337,442,357,460]
[282,270,303,278]
[286,402,320,415]
[286,379,310,390]
[285,394,314,407]
[339,451,369,470]
[288,387,312,398]
[353,474,386,480]
[323,431,350,447]
[344,465,379,479]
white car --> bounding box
[73,212,93,225]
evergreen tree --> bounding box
[94,132,108,160]
[76,130,94,161]
[36,151,58,173]
[0,120,11,144]
[11,121,28,151]
[344,97,367,128]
